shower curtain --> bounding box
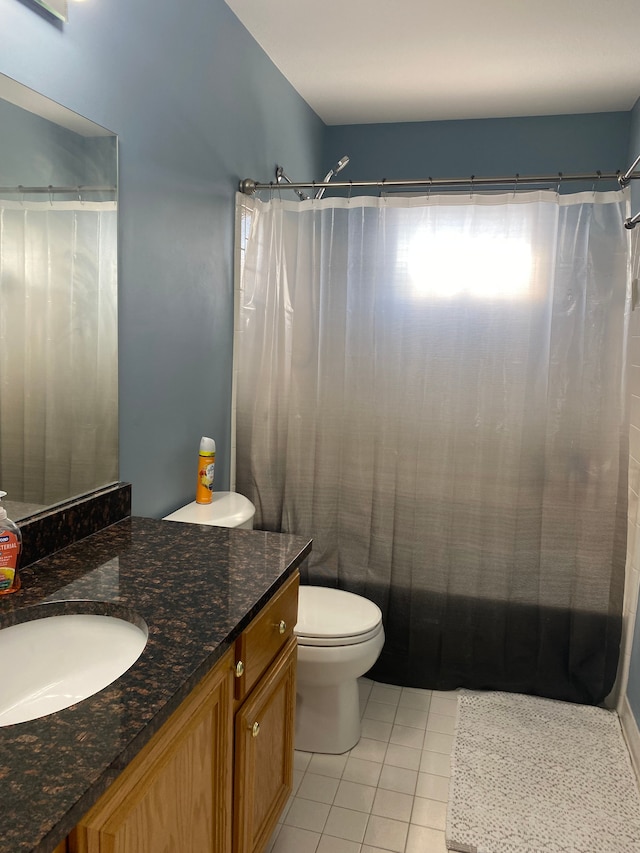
[0,201,118,507]
[235,189,630,705]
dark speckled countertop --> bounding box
[0,516,311,853]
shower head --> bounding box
[315,154,350,199]
[275,164,309,201]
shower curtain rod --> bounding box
[0,184,116,195]
[239,170,640,197]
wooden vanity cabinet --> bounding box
[71,646,234,853]
[232,571,299,853]
[64,570,299,853]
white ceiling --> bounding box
[225,0,640,125]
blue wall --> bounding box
[0,0,324,518]
[324,113,631,194]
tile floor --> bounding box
[267,678,458,853]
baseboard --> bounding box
[619,694,640,784]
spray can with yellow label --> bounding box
[196,437,216,504]
[0,491,21,595]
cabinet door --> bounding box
[233,637,297,853]
[73,648,234,853]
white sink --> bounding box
[0,613,148,726]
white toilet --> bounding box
[295,586,385,754]
[164,495,384,755]
[163,491,256,529]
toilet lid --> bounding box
[295,586,383,645]
[162,492,255,527]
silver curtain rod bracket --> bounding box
[239,178,257,195]
[619,154,640,188]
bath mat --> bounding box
[446,690,640,853]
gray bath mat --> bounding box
[446,690,640,853]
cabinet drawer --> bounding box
[234,571,299,701]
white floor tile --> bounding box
[334,779,376,813]
[349,737,388,763]
[317,835,361,853]
[308,752,349,779]
[342,756,383,786]
[423,731,454,755]
[429,695,458,717]
[284,797,331,833]
[370,683,402,705]
[405,823,448,853]
[323,806,369,843]
[427,712,457,735]
[361,718,393,742]
[272,825,321,853]
[294,750,313,771]
[362,847,396,853]
[378,764,418,795]
[297,773,341,805]
[384,743,422,771]
[398,688,431,711]
[411,796,447,830]
[393,706,428,730]
[416,771,451,802]
[288,681,455,853]
[419,750,451,777]
[371,788,414,822]
[363,814,409,853]
[292,769,305,795]
[390,724,425,750]
[364,700,397,723]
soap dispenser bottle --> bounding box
[0,491,21,595]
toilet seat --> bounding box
[295,586,383,647]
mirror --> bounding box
[0,74,118,522]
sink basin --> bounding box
[0,613,148,726]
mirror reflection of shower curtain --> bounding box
[235,190,629,705]
[0,201,118,507]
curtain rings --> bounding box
[469,175,475,199]
[17,185,25,207]
[427,177,433,201]
[48,185,54,206]
[556,172,563,196]
[348,180,353,201]
[591,170,602,196]
[513,173,519,198]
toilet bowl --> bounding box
[163,498,383,754]
[295,585,385,754]
[163,491,255,529]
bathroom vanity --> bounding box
[0,516,310,853]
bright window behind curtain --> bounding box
[235,190,629,705]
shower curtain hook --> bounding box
[379,177,387,199]
[427,177,433,201]
[592,170,602,195]
[48,185,54,206]
[469,175,475,199]
[556,172,563,195]
[348,180,353,201]
[513,173,519,197]
[18,185,24,206]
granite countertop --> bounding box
[0,516,311,853]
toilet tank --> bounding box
[163,492,255,529]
